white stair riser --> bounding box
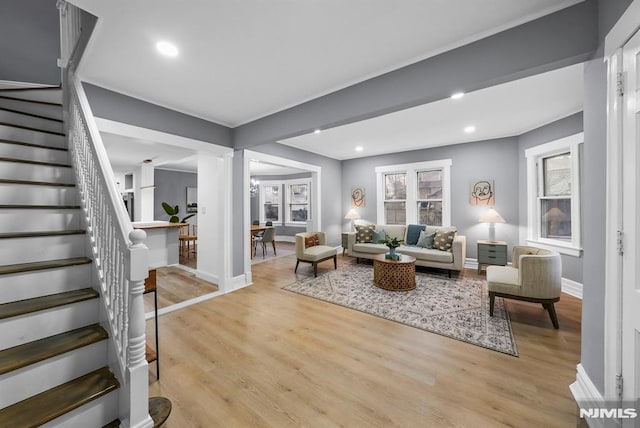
[0,183,78,205]
[0,110,63,134]
[43,389,119,428]
[0,209,81,233]
[0,124,65,148]
[1,89,62,105]
[0,161,72,183]
[0,98,62,121]
[0,142,68,164]
[0,234,86,267]
[0,341,107,408]
[0,298,98,349]
[0,263,91,302]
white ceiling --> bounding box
[72,0,582,127]
[279,63,584,160]
[249,161,308,176]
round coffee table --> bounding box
[372,253,416,291]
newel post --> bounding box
[125,229,153,428]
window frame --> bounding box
[258,181,282,224]
[375,159,452,226]
[525,133,583,256]
[284,179,311,226]
[416,169,444,226]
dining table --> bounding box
[250,225,267,259]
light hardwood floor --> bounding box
[147,254,581,428]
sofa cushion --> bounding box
[376,225,406,241]
[433,229,457,252]
[416,230,435,248]
[406,224,426,245]
[353,243,388,254]
[372,229,386,244]
[304,234,320,248]
[355,224,376,243]
[398,246,453,263]
[301,245,337,261]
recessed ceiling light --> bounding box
[156,41,179,57]
[464,125,476,133]
[355,146,363,152]
[451,92,465,100]
[314,129,321,134]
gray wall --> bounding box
[341,137,520,261]
[517,112,584,283]
[0,0,60,85]
[83,83,233,148]
[153,169,197,222]
[234,1,597,149]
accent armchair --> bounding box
[295,232,337,277]
[487,246,562,328]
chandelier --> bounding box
[250,178,260,196]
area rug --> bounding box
[282,264,518,356]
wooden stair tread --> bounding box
[0,120,65,136]
[0,178,75,187]
[0,288,98,320]
[0,205,80,210]
[0,324,108,375]
[0,157,70,168]
[0,257,91,275]
[0,367,119,427]
[0,138,67,151]
[0,230,85,239]
[146,343,157,363]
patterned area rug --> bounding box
[283,264,518,356]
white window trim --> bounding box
[525,132,583,257]
[258,180,282,224]
[375,159,452,226]
[284,178,312,227]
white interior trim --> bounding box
[569,364,606,428]
[562,278,583,299]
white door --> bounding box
[621,29,640,424]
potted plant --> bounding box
[379,236,403,260]
[161,202,196,223]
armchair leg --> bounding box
[314,262,318,277]
[448,270,451,278]
[295,260,299,273]
[333,255,337,270]
[272,241,277,256]
[544,303,560,329]
[489,292,495,317]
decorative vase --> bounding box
[385,247,399,260]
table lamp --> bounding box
[479,208,505,242]
[344,208,361,231]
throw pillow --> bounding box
[355,224,376,243]
[433,229,456,252]
[406,224,426,246]
[372,229,387,244]
[416,230,435,248]
[304,234,320,248]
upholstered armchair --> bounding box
[295,232,337,277]
[486,246,562,328]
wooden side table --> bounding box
[477,240,507,273]
[372,254,417,291]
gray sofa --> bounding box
[345,224,466,276]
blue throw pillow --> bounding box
[406,224,426,246]
[372,229,386,244]
[416,230,435,248]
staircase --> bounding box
[0,87,120,427]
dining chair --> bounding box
[254,227,276,258]
[179,223,197,257]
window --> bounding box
[376,159,452,226]
[525,133,582,256]
[259,178,311,226]
[286,182,310,224]
[261,183,281,223]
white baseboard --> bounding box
[569,364,605,428]
[227,273,252,292]
[464,258,479,270]
[562,278,583,299]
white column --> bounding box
[133,165,154,221]
[196,153,222,286]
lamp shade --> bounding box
[344,208,361,220]
[479,208,506,224]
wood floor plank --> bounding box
[148,254,581,427]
